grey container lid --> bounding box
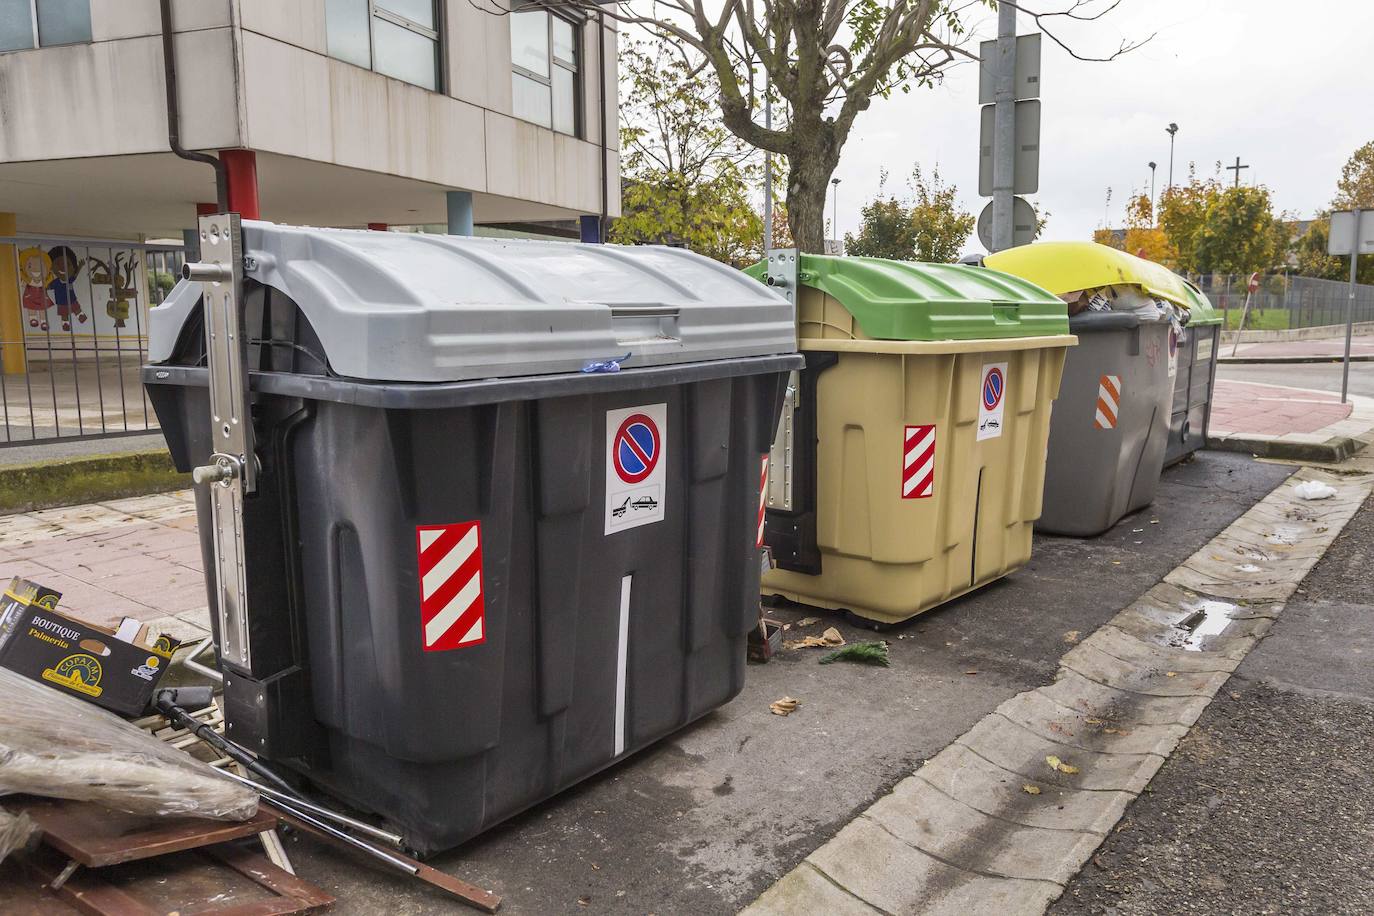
[149,221,796,383]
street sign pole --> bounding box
[1342,208,1362,404]
[990,2,1016,252]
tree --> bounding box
[909,164,976,262]
[1193,185,1288,277]
[589,1,1146,252]
[609,37,764,266]
[1333,140,1374,210]
[1157,170,1221,274]
[843,165,974,262]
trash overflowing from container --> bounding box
[982,241,1208,536]
[749,251,1074,625]
[143,217,802,854]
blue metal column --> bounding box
[447,191,474,236]
[579,215,602,243]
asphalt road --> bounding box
[1218,358,1374,398]
[1052,489,1374,915]
[277,451,1291,915]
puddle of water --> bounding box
[1169,599,1238,651]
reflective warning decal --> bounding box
[757,455,769,547]
[903,425,936,499]
[1095,375,1122,430]
[977,362,1007,441]
[605,403,668,534]
[1168,326,1179,378]
[417,521,485,651]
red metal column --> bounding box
[196,202,217,217]
[220,149,260,219]
[367,223,388,231]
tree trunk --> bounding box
[785,133,840,253]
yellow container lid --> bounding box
[983,242,1194,309]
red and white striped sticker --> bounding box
[416,521,486,652]
[757,455,769,547]
[902,425,936,499]
[1094,375,1122,430]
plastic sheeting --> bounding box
[0,668,257,821]
[0,805,35,863]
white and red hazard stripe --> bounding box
[1094,375,1122,430]
[757,455,769,547]
[416,521,485,652]
[902,425,936,499]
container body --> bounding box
[1038,314,1173,536]
[149,360,791,854]
[762,337,1069,624]
[1165,320,1220,466]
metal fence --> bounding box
[1,235,184,446]
[1192,273,1374,331]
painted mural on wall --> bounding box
[13,244,170,351]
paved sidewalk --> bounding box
[1221,336,1374,363]
[0,490,210,640]
[1209,379,1374,461]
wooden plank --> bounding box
[15,797,277,867]
[203,844,335,911]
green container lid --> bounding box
[745,254,1069,341]
[1179,279,1221,326]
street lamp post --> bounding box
[1148,161,1157,221]
[1165,123,1179,191]
[831,177,841,249]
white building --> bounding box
[0,0,620,237]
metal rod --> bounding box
[1342,208,1361,404]
[265,798,420,876]
[222,771,405,847]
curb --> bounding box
[1218,355,1374,365]
[1207,434,1367,463]
[0,449,188,516]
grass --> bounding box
[1223,308,1290,331]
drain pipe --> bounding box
[596,10,608,242]
[161,0,227,211]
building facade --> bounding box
[0,0,620,237]
[0,0,619,444]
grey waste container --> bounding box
[143,221,802,854]
[1037,310,1173,536]
[1165,287,1222,466]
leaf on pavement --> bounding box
[1022,784,1041,795]
[770,697,800,716]
[1046,755,1080,775]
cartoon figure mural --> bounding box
[17,247,53,332]
[46,246,89,333]
[89,251,139,329]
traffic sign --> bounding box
[979,99,1040,196]
[977,197,1037,250]
[978,33,1041,103]
[1329,210,1374,257]
[613,414,660,484]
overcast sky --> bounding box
[826,0,1374,252]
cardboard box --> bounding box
[0,577,180,716]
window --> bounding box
[325,0,440,91]
[510,9,580,136]
[0,0,91,53]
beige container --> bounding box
[762,280,1073,625]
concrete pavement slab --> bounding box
[912,744,1135,835]
[746,862,882,915]
[868,777,1103,886]
[1059,641,1232,698]
[993,690,1189,759]
[958,714,1163,794]
[804,816,1063,916]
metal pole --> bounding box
[990,1,1016,252]
[1342,208,1362,404]
[763,70,773,252]
[830,178,840,243]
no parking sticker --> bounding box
[977,362,1007,441]
[605,403,668,534]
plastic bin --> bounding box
[1165,284,1221,466]
[750,253,1074,625]
[984,243,1187,536]
[144,221,801,854]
